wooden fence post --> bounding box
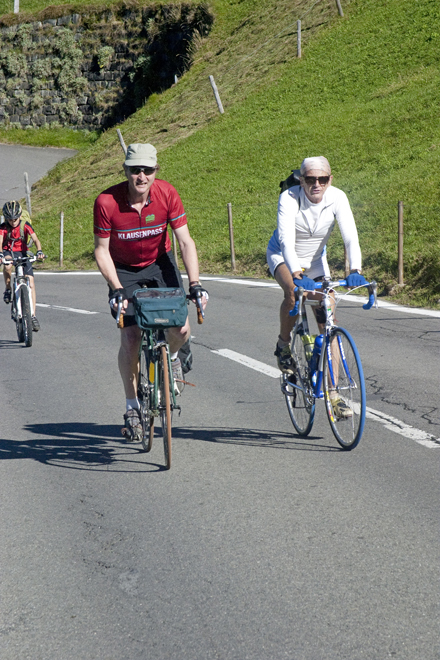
[24,172,31,216]
[297,20,301,58]
[116,128,127,155]
[60,212,64,268]
[227,203,236,271]
[209,75,224,114]
[335,0,344,16]
[398,201,404,284]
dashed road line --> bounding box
[36,303,98,315]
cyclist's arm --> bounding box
[277,190,302,275]
[334,191,362,272]
[94,235,124,292]
[173,224,200,285]
[29,231,43,253]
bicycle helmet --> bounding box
[3,201,22,221]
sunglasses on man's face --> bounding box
[303,176,330,186]
[128,166,156,176]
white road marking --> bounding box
[212,349,280,378]
[36,303,98,315]
[213,348,440,449]
[365,408,440,449]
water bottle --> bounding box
[301,334,316,361]
[309,334,324,374]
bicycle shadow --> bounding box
[0,422,167,472]
[0,338,25,349]
[172,425,339,452]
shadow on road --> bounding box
[0,422,167,472]
[0,422,340,474]
[0,338,26,349]
[173,425,339,452]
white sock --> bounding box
[277,335,290,348]
[170,352,178,361]
[126,398,139,411]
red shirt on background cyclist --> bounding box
[267,156,367,416]
[0,201,45,332]
[94,143,208,440]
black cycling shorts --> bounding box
[111,251,185,327]
[3,251,34,277]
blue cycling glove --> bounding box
[293,275,316,291]
[346,272,367,288]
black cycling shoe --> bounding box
[32,316,40,332]
[3,289,11,304]
[274,342,295,374]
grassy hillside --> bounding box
[3,0,440,307]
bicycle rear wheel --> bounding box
[138,345,154,452]
[323,328,366,450]
[21,286,32,347]
[284,327,315,436]
[159,345,172,469]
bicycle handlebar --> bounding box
[187,292,204,324]
[115,291,206,328]
[289,280,377,316]
[2,255,38,266]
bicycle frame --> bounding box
[3,252,36,320]
[287,279,376,400]
[140,326,180,416]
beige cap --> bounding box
[124,143,157,167]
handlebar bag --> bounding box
[132,287,188,329]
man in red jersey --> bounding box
[94,143,208,440]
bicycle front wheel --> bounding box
[138,345,154,452]
[13,296,24,343]
[323,328,366,450]
[159,345,172,469]
[21,286,32,347]
[284,327,315,436]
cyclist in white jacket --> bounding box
[267,156,367,375]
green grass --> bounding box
[0,125,99,149]
[3,0,440,308]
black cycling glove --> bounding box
[189,283,209,301]
[109,287,128,308]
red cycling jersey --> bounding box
[0,220,33,252]
[93,179,188,268]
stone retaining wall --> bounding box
[0,2,213,130]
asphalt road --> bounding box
[0,143,76,206]
[0,273,439,660]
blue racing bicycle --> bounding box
[281,278,377,450]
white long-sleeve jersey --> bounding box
[267,185,362,276]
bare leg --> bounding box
[28,275,36,312]
[166,318,191,354]
[119,324,142,399]
[3,264,12,290]
[274,263,298,342]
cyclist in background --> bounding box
[0,201,45,332]
[267,156,367,414]
[94,142,208,439]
